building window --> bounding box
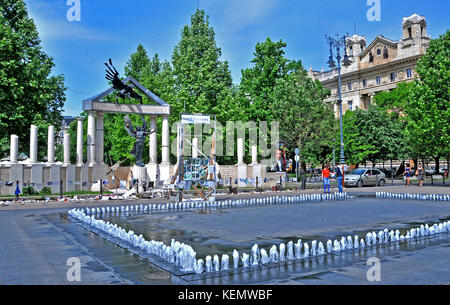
[408,27,412,38]
[383,46,389,59]
[362,79,367,88]
[348,82,352,91]
[369,52,374,63]
[348,100,353,111]
[406,68,412,78]
[390,72,397,82]
[376,76,381,85]
[377,48,382,55]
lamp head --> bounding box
[342,53,352,67]
[327,56,336,68]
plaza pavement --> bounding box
[0,183,448,285]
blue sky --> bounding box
[25,0,449,117]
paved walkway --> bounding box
[0,195,449,285]
[1,184,449,212]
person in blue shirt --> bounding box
[15,181,21,201]
[403,164,412,186]
[336,165,344,193]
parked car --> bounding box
[377,168,395,179]
[425,167,436,176]
[344,168,386,187]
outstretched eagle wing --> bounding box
[105,59,143,102]
[105,58,126,91]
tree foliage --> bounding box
[0,0,66,159]
[271,67,334,168]
[239,38,302,123]
[341,106,405,167]
[373,82,414,120]
[405,30,450,167]
[171,9,233,118]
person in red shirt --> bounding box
[322,164,331,193]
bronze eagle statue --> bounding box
[104,58,142,102]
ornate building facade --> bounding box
[310,14,430,115]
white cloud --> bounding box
[35,16,110,41]
[26,0,110,42]
[203,0,280,30]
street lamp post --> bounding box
[331,139,336,170]
[325,34,352,165]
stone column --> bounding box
[237,138,244,165]
[96,112,104,164]
[76,118,84,165]
[147,116,159,182]
[87,111,96,166]
[161,116,170,164]
[192,137,199,159]
[160,116,170,181]
[236,138,246,187]
[30,125,38,163]
[10,135,18,164]
[251,145,262,185]
[251,145,258,165]
[149,116,158,164]
[63,133,71,165]
[47,126,55,164]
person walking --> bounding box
[14,181,20,201]
[322,164,331,193]
[416,164,424,187]
[336,164,344,193]
[403,163,412,186]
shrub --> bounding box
[39,187,52,195]
[23,185,37,195]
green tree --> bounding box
[373,82,414,120]
[271,67,335,170]
[406,31,450,173]
[340,110,377,167]
[124,44,151,80]
[171,9,233,117]
[340,106,405,167]
[356,106,405,166]
[0,0,66,159]
[239,38,302,123]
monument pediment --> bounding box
[82,76,170,115]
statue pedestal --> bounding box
[159,162,170,182]
[236,164,247,187]
[30,164,44,193]
[78,164,89,191]
[133,165,147,193]
[65,165,76,192]
[252,164,262,186]
[146,163,159,182]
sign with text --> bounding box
[181,114,211,125]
